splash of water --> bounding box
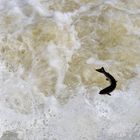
[0,0,140,139]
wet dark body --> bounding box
[96,67,117,96]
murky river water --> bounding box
[0,0,140,139]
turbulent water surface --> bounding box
[0,0,140,139]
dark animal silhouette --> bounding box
[96,67,117,96]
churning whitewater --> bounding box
[0,0,140,139]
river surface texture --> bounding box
[0,0,140,140]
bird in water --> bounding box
[96,67,117,96]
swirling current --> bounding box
[0,0,140,139]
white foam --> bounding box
[0,0,140,139]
